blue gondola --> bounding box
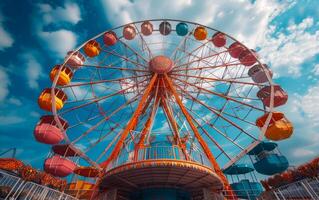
[176,22,189,36]
[231,179,263,199]
[224,164,263,199]
[223,164,254,175]
[248,142,289,175]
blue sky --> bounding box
[0,0,318,171]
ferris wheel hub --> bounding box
[149,55,174,74]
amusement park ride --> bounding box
[3,19,314,200]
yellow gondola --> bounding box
[38,88,67,111]
[49,65,73,86]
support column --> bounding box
[163,74,237,199]
[100,74,158,169]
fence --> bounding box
[107,145,213,171]
[258,176,319,200]
[0,170,77,200]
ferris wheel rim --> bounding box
[47,19,276,171]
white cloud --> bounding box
[37,29,77,57]
[278,82,319,164]
[0,14,14,50]
[313,64,319,76]
[35,2,81,57]
[99,0,292,48]
[300,83,319,127]
[8,97,22,106]
[0,24,14,51]
[38,2,81,25]
[0,67,10,101]
[0,115,25,126]
[259,17,319,77]
[100,0,319,79]
[30,111,40,118]
[21,53,43,89]
[292,148,315,158]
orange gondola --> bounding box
[83,40,101,57]
[74,166,100,177]
[68,181,94,199]
[256,112,293,141]
[194,26,207,40]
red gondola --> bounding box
[257,85,288,107]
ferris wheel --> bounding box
[34,19,293,199]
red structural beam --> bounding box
[99,74,158,168]
[163,73,237,199]
[134,83,161,161]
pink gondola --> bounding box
[34,115,68,145]
[123,25,136,40]
[44,155,76,177]
[64,51,85,68]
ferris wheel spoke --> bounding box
[117,38,149,64]
[60,74,150,89]
[60,77,149,115]
[174,41,219,69]
[170,28,195,59]
[186,106,244,150]
[79,64,150,73]
[172,76,264,112]
[161,78,184,145]
[68,113,103,130]
[184,93,257,127]
[135,94,160,152]
[174,48,229,69]
[72,147,101,169]
[179,81,258,127]
[100,74,158,168]
[190,114,233,161]
[170,73,265,86]
[96,127,123,163]
[100,48,148,69]
[171,61,241,73]
[71,92,143,144]
[132,23,153,59]
[173,39,211,65]
[162,98,183,146]
[175,83,258,140]
[83,116,131,154]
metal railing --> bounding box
[258,176,319,200]
[107,145,213,171]
[222,189,264,200]
[0,170,77,200]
